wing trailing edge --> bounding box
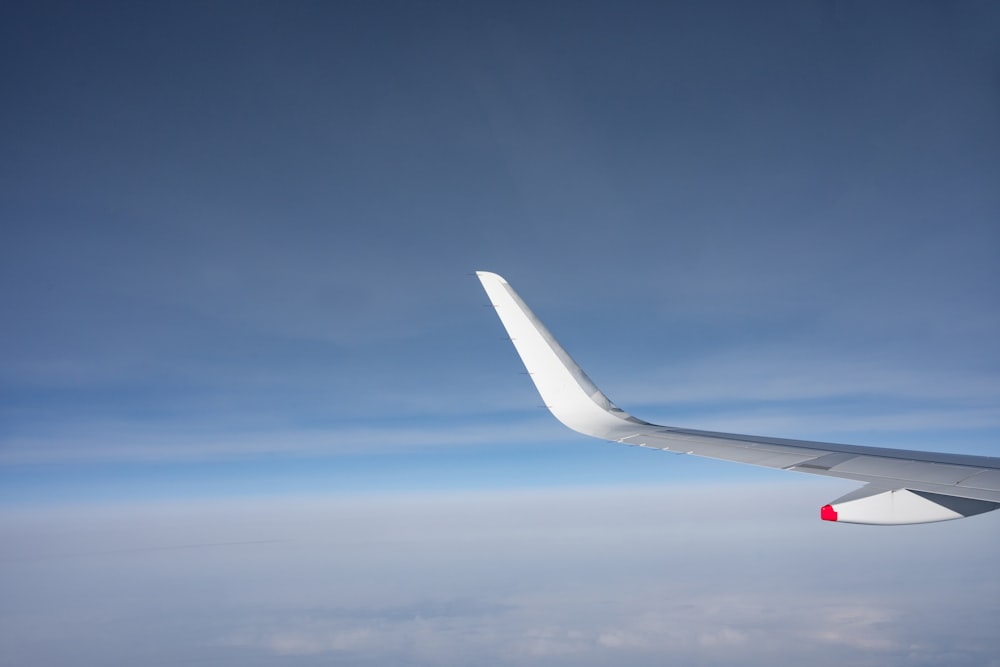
[476,271,1000,525]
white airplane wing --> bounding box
[477,271,1000,524]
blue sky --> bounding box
[1,1,999,664]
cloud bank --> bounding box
[3,485,997,666]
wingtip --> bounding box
[475,271,507,284]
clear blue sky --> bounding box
[1,2,998,664]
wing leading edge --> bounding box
[476,271,1000,525]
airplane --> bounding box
[476,271,1000,525]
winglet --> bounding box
[476,272,649,442]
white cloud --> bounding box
[614,350,1000,407]
[0,418,564,464]
[4,486,995,666]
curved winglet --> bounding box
[476,271,650,441]
[476,272,1000,524]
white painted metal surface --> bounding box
[477,271,1000,524]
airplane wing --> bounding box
[476,271,1000,524]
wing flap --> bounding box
[827,456,980,486]
[958,469,1000,492]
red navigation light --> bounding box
[820,504,838,522]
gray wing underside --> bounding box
[476,272,1000,516]
[608,425,1000,504]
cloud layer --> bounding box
[3,486,997,666]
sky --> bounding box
[1,1,999,665]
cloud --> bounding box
[627,357,1000,406]
[4,344,997,465]
[809,604,901,652]
[0,417,568,464]
[2,486,997,667]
